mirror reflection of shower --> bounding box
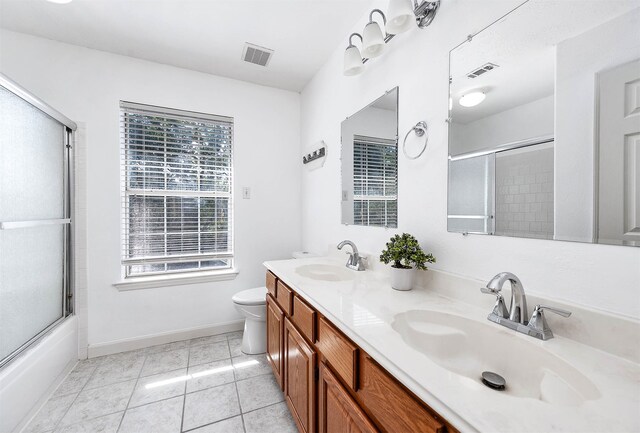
[448,139,554,239]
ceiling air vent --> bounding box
[242,43,274,67]
[467,62,499,79]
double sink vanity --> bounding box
[263,255,639,433]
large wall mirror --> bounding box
[448,1,640,247]
[341,88,398,228]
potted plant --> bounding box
[379,233,435,291]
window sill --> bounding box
[113,269,239,291]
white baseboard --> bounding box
[87,320,244,358]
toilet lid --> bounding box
[232,287,267,305]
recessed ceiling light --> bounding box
[459,91,486,107]
[46,0,73,4]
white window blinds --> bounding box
[120,101,233,278]
[353,135,398,227]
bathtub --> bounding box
[0,316,78,433]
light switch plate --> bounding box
[242,187,251,199]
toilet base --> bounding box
[241,318,266,355]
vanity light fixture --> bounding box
[344,34,365,76]
[343,0,440,76]
[362,10,387,58]
[459,91,486,107]
[386,0,416,34]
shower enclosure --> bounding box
[0,74,75,368]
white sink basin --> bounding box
[391,310,600,406]
[295,264,354,281]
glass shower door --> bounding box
[448,153,495,234]
[0,80,73,367]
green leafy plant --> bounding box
[379,233,435,270]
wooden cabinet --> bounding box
[292,296,316,343]
[277,280,294,316]
[358,354,446,433]
[266,271,277,298]
[319,362,378,433]
[266,271,455,433]
[317,317,358,390]
[266,294,284,390]
[284,318,317,433]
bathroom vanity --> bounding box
[264,257,639,433]
[264,266,453,433]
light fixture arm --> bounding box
[413,0,440,28]
[368,9,387,25]
[347,32,363,48]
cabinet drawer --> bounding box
[276,280,293,316]
[266,271,277,298]
[317,317,358,390]
[358,355,445,433]
[292,296,316,343]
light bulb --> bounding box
[459,92,486,107]
[386,0,414,34]
[343,46,364,76]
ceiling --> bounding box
[450,0,639,124]
[0,0,373,92]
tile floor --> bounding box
[23,331,298,433]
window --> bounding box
[353,135,398,227]
[120,101,233,278]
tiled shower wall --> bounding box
[494,145,554,239]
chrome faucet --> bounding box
[337,240,365,271]
[481,272,571,340]
[483,272,528,324]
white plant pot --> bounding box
[390,266,416,291]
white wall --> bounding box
[300,1,640,319]
[450,94,554,155]
[0,30,302,349]
[555,8,640,243]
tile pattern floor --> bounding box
[23,332,298,433]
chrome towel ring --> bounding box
[402,120,428,160]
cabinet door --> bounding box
[284,318,316,433]
[319,362,378,433]
[358,355,445,433]
[266,294,284,390]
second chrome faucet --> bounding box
[481,272,571,340]
[337,240,366,271]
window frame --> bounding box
[119,101,235,281]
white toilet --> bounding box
[232,287,268,354]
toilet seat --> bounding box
[232,287,267,306]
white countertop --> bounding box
[264,256,640,433]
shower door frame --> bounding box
[448,134,555,236]
[0,73,76,369]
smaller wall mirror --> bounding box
[341,88,399,228]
